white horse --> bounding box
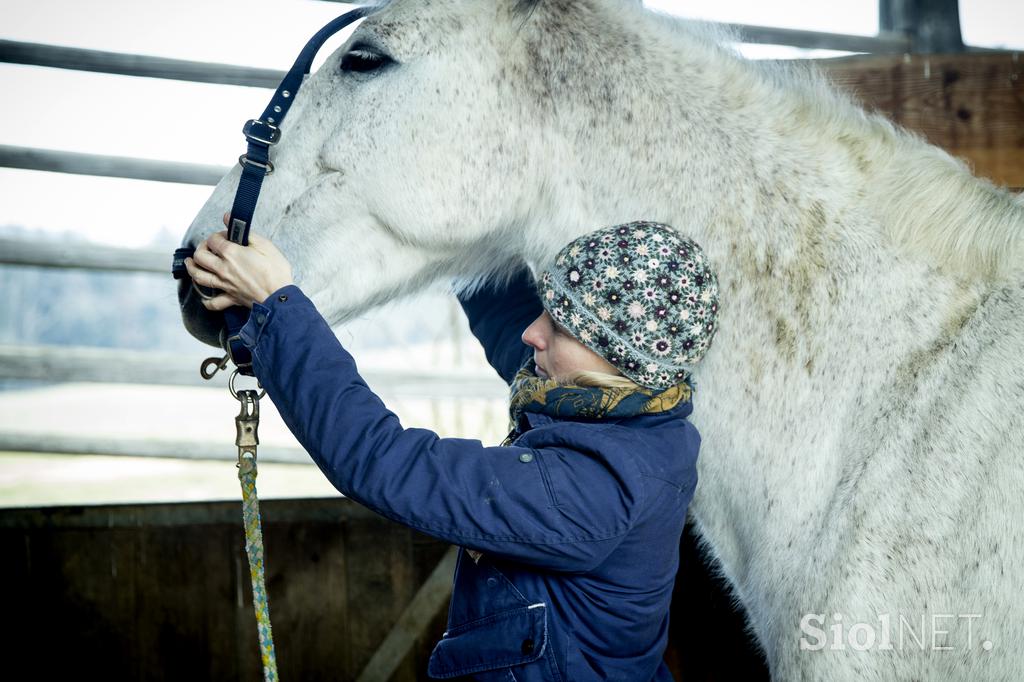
[178,1,1024,679]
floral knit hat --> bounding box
[537,221,720,390]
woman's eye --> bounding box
[340,48,392,74]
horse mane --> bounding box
[778,58,1023,283]
[867,128,1023,282]
[731,45,1023,281]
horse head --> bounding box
[179,1,580,342]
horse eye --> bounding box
[340,47,392,74]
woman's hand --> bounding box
[184,212,295,310]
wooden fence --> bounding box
[0,497,770,681]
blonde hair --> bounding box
[557,369,643,391]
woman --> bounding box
[184,220,720,681]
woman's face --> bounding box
[521,310,620,381]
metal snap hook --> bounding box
[201,353,230,380]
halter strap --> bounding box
[173,6,372,375]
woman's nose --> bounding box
[522,316,546,350]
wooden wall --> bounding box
[0,498,451,681]
[819,51,1024,191]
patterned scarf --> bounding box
[460,360,693,564]
[502,357,692,445]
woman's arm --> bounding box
[238,286,639,573]
[456,264,543,385]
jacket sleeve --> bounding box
[455,264,544,385]
[238,285,638,573]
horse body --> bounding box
[696,270,1024,679]
[179,1,1024,678]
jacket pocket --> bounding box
[428,602,548,679]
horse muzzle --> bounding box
[173,245,227,349]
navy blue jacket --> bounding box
[238,267,700,681]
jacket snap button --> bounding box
[519,452,533,463]
[255,313,267,325]
[486,577,498,587]
[278,294,288,302]
[521,638,534,655]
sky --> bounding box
[0,0,1020,248]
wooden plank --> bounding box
[409,533,457,676]
[0,343,507,397]
[344,515,403,675]
[0,432,309,464]
[336,514,355,679]
[265,521,352,681]
[0,144,227,185]
[0,235,169,272]
[0,38,284,88]
[356,544,459,682]
[131,524,241,681]
[0,498,453,681]
[386,516,418,679]
[18,528,141,678]
[3,532,36,681]
[0,343,236,387]
[0,497,376,529]
[818,52,1024,189]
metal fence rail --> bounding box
[0,39,285,88]
[0,236,168,272]
[0,145,227,186]
[714,23,909,53]
[0,31,913,93]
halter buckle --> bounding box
[243,119,281,146]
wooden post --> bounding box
[356,545,459,682]
[880,0,965,53]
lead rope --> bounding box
[168,8,373,679]
[231,372,278,681]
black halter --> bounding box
[172,6,371,376]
